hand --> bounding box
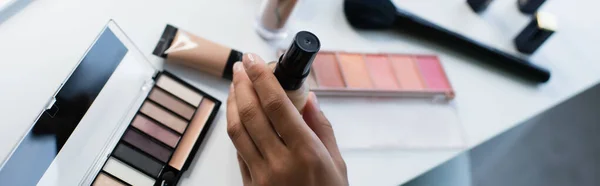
[226,53,348,186]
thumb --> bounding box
[302,92,343,160]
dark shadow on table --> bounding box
[402,83,600,186]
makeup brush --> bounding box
[343,0,551,83]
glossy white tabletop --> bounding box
[1,0,598,185]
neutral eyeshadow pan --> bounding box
[112,143,164,177]
[140,101,188,133]
[122,129,172,163]
[103,157,155,186]
[149,88,196,120]
[156,75,203,107]
[93,172,126,186]
[169,99,215,170]
[131,115,180,148]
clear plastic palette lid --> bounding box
[322,98,466,150]
[0,20,159,185]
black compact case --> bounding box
[92,71,221,186]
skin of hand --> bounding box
[226,53,348,186]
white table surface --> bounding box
[1,0,599,185]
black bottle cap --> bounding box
[274,31,321,90]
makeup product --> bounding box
[91,72,220,186]
[467,0,494,13]
[0,21,221,186]
[275,51,466,150]
[274,31,320,111]
[343,0,551,83]
[256,0,299,40]
[518,0,546,14]
[153,24,243,80]
[514,12,556,54]
[298,51,454,99]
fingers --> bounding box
[237,154,252,185]
[241,53,314,146]
[232,62,286,158]
[302,92,345,167]
[226,84,262,164]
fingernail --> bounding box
[243,53,255,69]
[233,62,243,72]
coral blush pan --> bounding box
[307,51,455,99]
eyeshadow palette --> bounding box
[92,72,220,186]
[305,51,455,99]
[0,21,222,185]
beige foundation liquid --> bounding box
[273,31,320,112]
[153,25,243,80]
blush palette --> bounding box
[306,51,455,99]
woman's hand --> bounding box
[226,53,348,186]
